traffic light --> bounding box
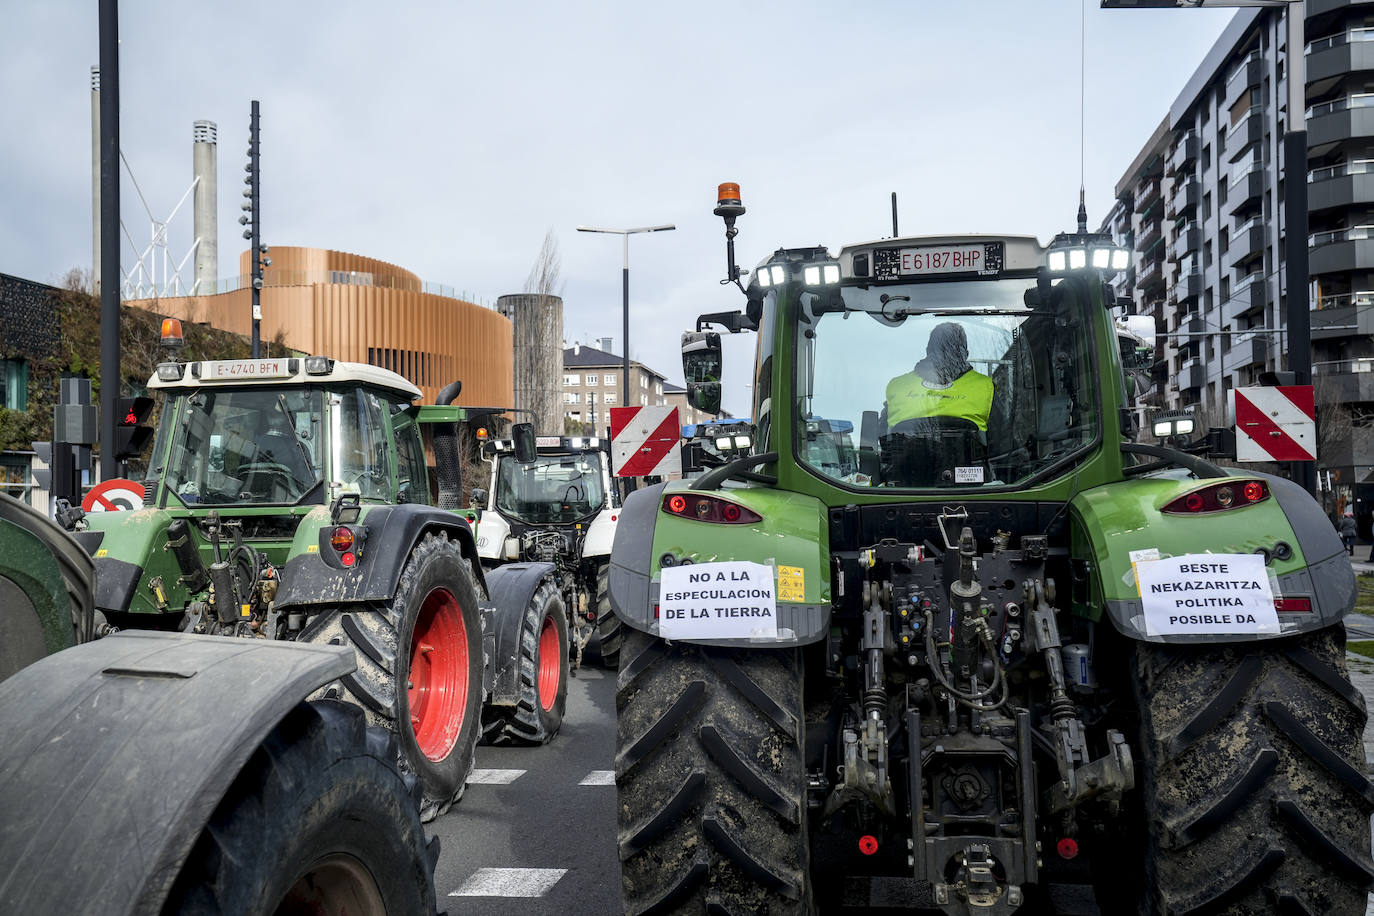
[113,396,155,461]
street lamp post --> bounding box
[576,224,676,411]
[1102,0,1314,495]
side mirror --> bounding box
[512,423,536,463]
[470,487,488,508]
[682,330,723,414]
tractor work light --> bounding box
[757,264,787,287]
[1152,411,1196,439]
[802,262,842,286]
[1046,232,1129,276]
[304,356,333,375]
[156,362,186,382]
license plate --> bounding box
[874,242,1003,279]
[203,359,293,380]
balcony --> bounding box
[1168,132,1199,176]
[1178,359,1206,391]
[1138,258,1166,296]
[1309,224,1374,274]
[1307,93,1374,153]
[1309,0,1374,16]
[1228,334,1268,371]
[1313,291,1374,340]
[1170,271,1204,305]
[1314,358,1374,403]
[1228,165,1265,212]
[1308,159,1374,212]
[1226,110,1264,162]
[1138,216,1163,251]
[1134,178,1162,214]
[1224,51,1262,111]
[1170,222,1200,262]
[1306,27,1374,87]
[1229,216,1266,267]
[1231,271,1268,319]
[1167,179,1201,219]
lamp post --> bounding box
[1101,0,1313,495]
[576,224,676,410]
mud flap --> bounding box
[483,561,557,706]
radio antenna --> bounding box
[891,192,899,237]
[1078,0,1088,233]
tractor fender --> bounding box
[606,482,665,643]
[1076,471,1354,644]
[580,504,617,560]
[474,510,511,562]
[0,631,355,916]
[276,504,487,608]
[483,561,558,706]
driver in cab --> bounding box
[884,322,993,431]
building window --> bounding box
[0,454,29,500]
[640,393,648,406]
[563,392,580,404]
[585,374,598,385]
[604,376,615,386]
[1202,192,1212,221]
[1201,145,1211,173]
[654,381,663,395]
[1,359,28,411]
[564,374,579,386]
[604,393,617,405]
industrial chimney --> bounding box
[192,121,217,295]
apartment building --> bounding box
[1108,1,1374,490]
[562,341,668,434]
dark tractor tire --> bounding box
[615,626,811,915]
[303,530,484,822]
[595,561,622,670]
[163,699,438,915]
[484,577,568,746]
[1135,626,1374,915]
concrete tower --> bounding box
[192,120,217,295]
[497,293,564,434]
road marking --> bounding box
[579,769,615,786]
[449,867,567,897]
[468,768,526,785]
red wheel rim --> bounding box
[537,613,561,712]
[408,587,469,761]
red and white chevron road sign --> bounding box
[1234,385,1316,462]
[610,405,681,477]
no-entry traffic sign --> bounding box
[610,406,681,478]
[1234,385,1315,462]
[82,477,146,512]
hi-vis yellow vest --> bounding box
[885,370,993,430]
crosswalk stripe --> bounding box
[468,768,526,785]
[449,867,567,897]
[578,769,615,786]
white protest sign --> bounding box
[1136,553,1278,637]
[659,561,777,639]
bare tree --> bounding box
[525,229,563,298]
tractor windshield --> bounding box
[164,388,325,506]
[795,276,1099,489]
[496,452,606,524]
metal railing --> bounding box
[1309,224,1374,248]
[1315,290,1374,310]
[1307,92,1374,120]
[1229,157,1263,188]
[1309,158,1374,182]
[1226,50,1261,87]
[1314,357,1374,375]
[1306,27,1374,55]
[1233,215,1262,237]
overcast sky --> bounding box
[1,1,1235,416]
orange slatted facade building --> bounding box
[127,247,512,407]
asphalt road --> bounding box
[428,664,621,914]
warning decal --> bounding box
[610,405,681,478]
[1136,553,1278,637]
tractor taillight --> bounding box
[1163,480,1269,515]
[331,526,355,552]
[662,493,761,525]
[1275,597,1312,613]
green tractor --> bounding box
[0,493,441,914]
[607,185,1371,914]
[72,355,567,821]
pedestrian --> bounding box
[1339,511,1357,556]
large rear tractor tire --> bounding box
[1135,626,1374,915]
[615,626,810,915]
[484,577,568,745]
[303,531,484,821]
[163,700,438,915]
[595,561,622,669]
